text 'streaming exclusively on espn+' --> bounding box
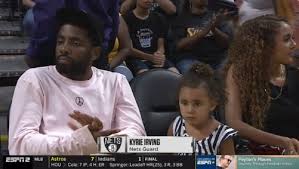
[98,136,194,153]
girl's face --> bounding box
[179,86,217,127]
[272,22,296,65]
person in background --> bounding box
[233,0,243,8]
[123,0,179,75]
[172,0,232,74]
[120,0,182,60]
[22,0,35,36]
[168,63,237,155]
[25,0,120,70]
[108,15,134,82]
[120,0,177,16]
[9,8,145,155]
[224,15,299,155]
[238,0,274,25]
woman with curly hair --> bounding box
[224,15,299,155]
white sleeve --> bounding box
[112,76,146,136]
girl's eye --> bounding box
[180,100,188,105]
[194,102,201,107]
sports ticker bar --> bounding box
[1,154,195,169]
[2,155,299,169]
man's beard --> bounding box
[56,56,89,77]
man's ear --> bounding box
[91,46,101,61]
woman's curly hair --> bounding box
[224,15,288,129]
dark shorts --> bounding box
[126,59,175,75]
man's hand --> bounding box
[69,111,103,131]
[210,9,229,31]
[68,111,120,141]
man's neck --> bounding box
[133,7,150,19]
[56,66,93,81]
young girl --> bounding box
[168,63,237,155]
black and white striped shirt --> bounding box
[173,116,237,155]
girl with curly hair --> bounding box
[224,15,299,155]
[168,63,237,155]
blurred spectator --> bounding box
[234,0,243,8]
[172,0,232,74]
[120,0,177,16]
[225,15,299,155]
[25,0,120,70]
[108,15,134,81]
[123,0,178,75]
[238,0,274,24]
[120,0,182,59]
[22,0,35,36]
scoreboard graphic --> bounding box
[1,137,299,169]
[2,155,299,169]
[2,154,195,169]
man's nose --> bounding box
[60,42,71,55]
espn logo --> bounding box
[5,157,30,163]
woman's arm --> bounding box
[211,27,230,48]
[210,13,230,48]
[176,26,211,51]
[155,0,176,15]
[110,16,132,69]
[22,0,35,8]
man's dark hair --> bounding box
[56,8,103,46]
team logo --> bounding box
[104,137,123,153]
[75,97,84,106]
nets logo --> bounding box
[5,157,30,163]
[104,137,122,153]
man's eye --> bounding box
[57,40,64,44]
[73,41,81,46]
[194,102,201,107]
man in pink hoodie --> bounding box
[9,8,146,155]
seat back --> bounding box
[130,69,181,136]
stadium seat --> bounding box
[130,69,181,136]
